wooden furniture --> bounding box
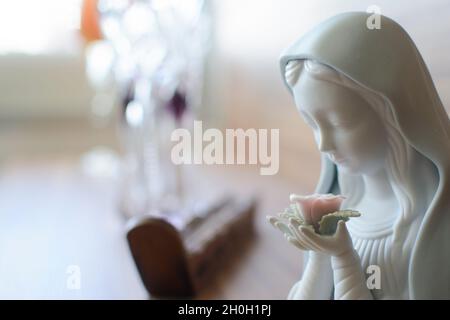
[127,197,256,298]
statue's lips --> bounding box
[328,154,347,164]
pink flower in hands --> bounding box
[289,193,346,230]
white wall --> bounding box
[0,53,94,119]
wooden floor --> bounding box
[0,157,317,299]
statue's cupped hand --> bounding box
[268,193,355,257]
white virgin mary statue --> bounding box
[278,12,449,299]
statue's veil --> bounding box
[279,12,450,299]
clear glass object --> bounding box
[97,0,211,221]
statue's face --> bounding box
[292,72,388,175]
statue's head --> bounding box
[284,59,389,176]
[283,59,417,210]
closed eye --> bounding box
[330,120,352,129]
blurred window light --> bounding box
[0,0,82,54]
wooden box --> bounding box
[126,197,256,298]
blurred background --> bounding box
[0,0,449,299]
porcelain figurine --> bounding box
[268,12,450,300]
